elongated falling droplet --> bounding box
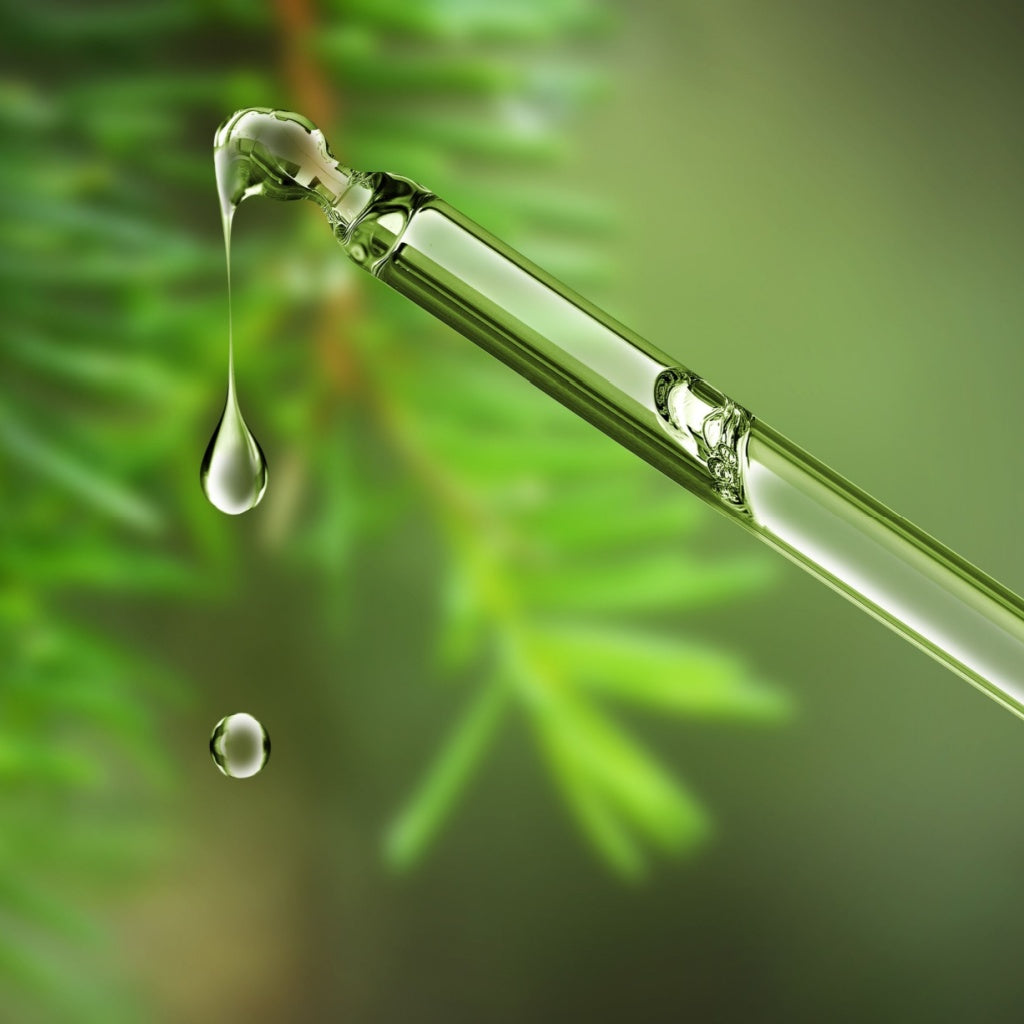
[201,184,268,515]
[200,384,268,515]
[210,712,271,779]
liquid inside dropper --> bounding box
[201,148,268,515]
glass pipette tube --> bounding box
[216,108,1024,720]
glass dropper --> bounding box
[215,107,1024,721]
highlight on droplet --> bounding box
[209,712,271,779]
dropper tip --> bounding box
[214,107,318,149]
[214,107,353,209]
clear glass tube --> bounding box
[217,109,1024,720]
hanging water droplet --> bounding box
[210,712,270,779]
[200,390,268,515]
[204,154,268,516]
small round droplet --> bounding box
[200,394,268,515]
[210,713,270,779]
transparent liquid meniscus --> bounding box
[212,108,1024,722]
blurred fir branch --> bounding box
[0,0,787,1016]
[301,5,789,879]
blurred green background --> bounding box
[3,1,1024,1021]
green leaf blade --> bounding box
[532,624,792,721]
[385,682,508,871]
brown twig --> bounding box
[273,0,360,404]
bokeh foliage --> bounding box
[0,0,785,1017]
